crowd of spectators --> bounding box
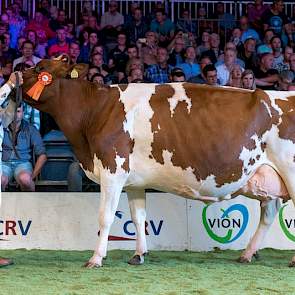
[1,0,295,134]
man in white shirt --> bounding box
[100,1,124,30]
[0,71,23,267]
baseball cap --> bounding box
[257,45,273,55]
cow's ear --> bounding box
[69,64,89,80]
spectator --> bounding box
[261,0,289,36]
[247,0,269,31]
[227,64,243,88]
[39,0,50,18]
[167,36,185,66]
[262,29,275,49]
[90,53,113,84]
[290,53,295,74]
[76,15,89,40]
[2,32,17,77]
[48,27,69,57]
[276,70,294,90]
[27,30,46,58]
[178,46,201,80]
[145,47,172,83]
[137,31,158,67]
[91,73,105,85]
[214,2,235,30]
[196,31,211,57]
[216,48,241,85]
[230,27,243,48]
[15,36,26,57]
[68,41,81,64]
[78,29,99,63]
[170,67,186,82]
[239,16,260,43]
[201,33,222,64]
[217,42,245,68]
[188,56,212,83]
[278,45,294,72]
[100,1,124,32]
[127,44,139,59]
[241,69,256,89]
[48,6,59,31]
[57,9,67,27]
[270,36,284,69]
[254,53,279,89]
[91,44,108,63]
[125,8,148,44]
[81,1,97,18]
[1,105,47,192]
[13,40,41,70]
[124,2,140,27]
[150,9,175,46]
[176,9,196,34]
[126,68,144,83]
[87,65,100,81]
[0,22,8,37]
[238,37,257,69]
[88,15,100,32]
[203,64,219,86]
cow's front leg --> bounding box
[238,198,280,263]
[85,173,127,268]
[126,189,147,265]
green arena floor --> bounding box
[0,249,294,295]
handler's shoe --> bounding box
[0,257,13,267]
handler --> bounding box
[0,71,23,267]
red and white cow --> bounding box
[21,58,295,267]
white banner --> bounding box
[0,193,295,251]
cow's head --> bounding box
[22,55,89,105]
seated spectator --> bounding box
[196,31,211,57]
[217,42,245,68]
[238,37,257,69]
[227,64,243,88]
[290,53,295,75]
[254,52,279,89]
[170,67,186,82]
[121,57,144,83]
[262,29,275,49]
[216,48,242,85]
[76,15,89,40]
[65,19,76,40]
[90,53,114,84]
[91,73,105,85]
[203,64,219,86]
[87,65,100,81]
[125,7,148,44]
[91,44,108,63]
[78,29,99,63]
[26,30,46,58]
[13,40,41,70]
[270,35,284,70]
[201,33,223,64]
[68,41,81,64]
[126,68,144,83]
[1,105,47,192]
[48,27,69,57]
[248,0,269,31]
[239,16,260,43]
[39,0,50,18]
[127,44,139,59]
[230,27,243,49]
[100,1,124,35]
[145,47,172,84]
[15,36,26,58]
[167,36,185,66]
[150,9,175,46]
[178,46,201,80]
[176,9,196,34]
[276,70,294,90]
[188,56,212,83]
[278,45,294,72]
[241,69,256,90]
[137,31,158,67]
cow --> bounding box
[21,57,295,268]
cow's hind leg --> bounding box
[238,198,280,263]
[85,173,127,268]
[126,188,147,265]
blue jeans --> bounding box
[2,160,33,181]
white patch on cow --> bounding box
[168,83,192,117]
[261,100,272,117]
[265,90,291,116]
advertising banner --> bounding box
[1,193,295,251]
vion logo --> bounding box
[99,211,164,241]
[279,204,295,242]
[0,220,32,240]
[202,204,249,244]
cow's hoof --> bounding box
[83,261,102,268]
[288,261,295,267]
[128,255,144,265]
[253,251,260,260]
[237,256,251,263]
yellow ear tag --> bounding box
[71,68,79,79]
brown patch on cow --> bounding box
[245,139,256,151]
[256,154,261,161]
[248,158,255,166]
[276,96,295,144]
[150,84,276,187]
[118,84,128,92]
[260,142,267,152]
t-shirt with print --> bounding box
[261,9,288,35]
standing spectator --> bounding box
[176,9,196,34]
[145,47,172,83]
[13,40,41,70]
[88,16,100,32]
[241,69,256,89]
[254,53,279,89]
[48,6,59,31]
[239,16,260,43]
[39,0,50,18]
[100,1,124,33]
[227,64,243,88]
[247,0,269,31]
[270,36,284,69]
[178,46,201,80]
[216,48,241,85]
[201,33,223,64]
[150,9,175,46]
[1,105,47,192]
[48,27,69,57]
[261,0,289,36]
[124,2,140,27]
[214,2,235,30]
[125,8,148,44]
[68,41,81,64]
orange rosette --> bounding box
[27,72,53,101]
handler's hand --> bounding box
[8,71,23,86]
